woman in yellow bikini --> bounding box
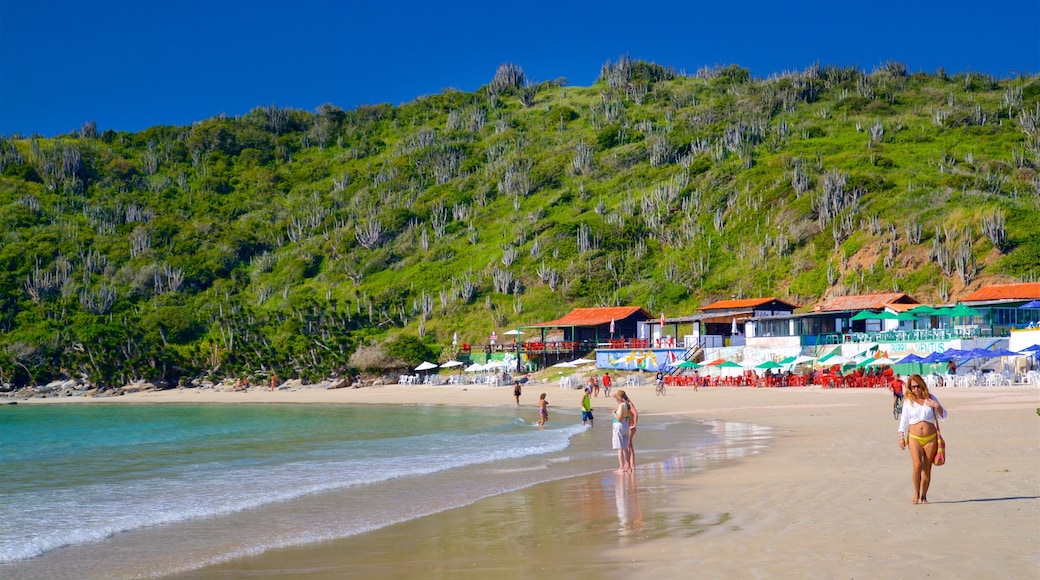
[897,374,947,504]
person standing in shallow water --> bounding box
[620,391,639,471]
[513,380,522,406]
[580,387,594,427]
[611,390,632,473]
[537,393,549,427]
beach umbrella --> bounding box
[1017,300,1040,309]
[943,348,973,359]
[908,305,940,315]
[867,357,896,366]
[790,355,816,366]
[551,361,576,368]
[946,304,982,317]
[895,353,924,364]
[967,347,1019,359]
[570,358,596,365]
[918,351,953,364]
[676,360,701,369]
[776,356,798,365]
[414,361,438,371]
[1019,344,1040,352]
[716,361,743,368]
[755,360,784,370]
[851,310,898,321]
[464,363,485,372]
[440,360,464,368]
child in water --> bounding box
[537,393,549,427]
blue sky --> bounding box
[2,0,1037,137]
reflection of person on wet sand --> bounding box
[614,473,643,539]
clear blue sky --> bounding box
[2,0,1037,137]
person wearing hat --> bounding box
[611,390,632,473]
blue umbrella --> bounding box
[1017,300,1040,309]
[895,353,924,364]
[918,351,954,364]
[973,348,1020,358]
[1020,344,1040,352]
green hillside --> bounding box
[2,59,1038,388]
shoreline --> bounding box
[7,384,1040,578]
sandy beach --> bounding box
[13,381,1040,578]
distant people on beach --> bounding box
[581,388,594,427]
[513,380,522,406]
[612,390,632,473]
[655,371,664,391]
[602,372,612,397]
[537,393,548,427]
[946,359,957,375]
[270,374,278,391]
[898,374,947,505]
[620,391,638,471]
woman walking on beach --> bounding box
[898,374,947,504]
[611,390,632,473]
[537,393,549,427]
[620,391,639,471]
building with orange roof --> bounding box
[961,282,1040,303]
[816,292,919,312]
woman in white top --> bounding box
[897,374,947,504]
[611,390,632,473]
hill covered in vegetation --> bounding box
[2,58,1038,388]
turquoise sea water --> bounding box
[0,402,755,578]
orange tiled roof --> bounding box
[961,282,1040,302]
[818,292,917,312]
[699,297,800,311]
[527,306,652,327]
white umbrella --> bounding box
[414,361,438,371]
[867,357,896,366]
[569,358,596,365]
[502,329,524,336]
[464,363,485,372]
[551,361,577,368]
[790,355,816,366]
[440,360,464,368]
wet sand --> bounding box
[17,382,1040,578]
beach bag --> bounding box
[933,418,946,466]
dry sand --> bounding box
[17,381,1040,578]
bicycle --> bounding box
[655,380,666,396]
[892,394,903,420]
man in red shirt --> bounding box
[889,374,905,419]
[601,372,612,397]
